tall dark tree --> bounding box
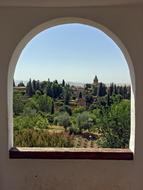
[123,85,128,99]
[52,82,59,99]
[126,86,131,99]
[97,83,106,97]
[108,83,114,96]
[113,84,117,94]
[26,79,34,97]
[36,80,40,91]
[46,85,53,97]
[118,86,124,97]
[54,80,58,84]
[85,94,93,107]
[32,80,37,93]
[51,101,54,114]
[78,91,82,99]
[64,86,71,105]
[40,81,48,93]
[62,79,65,87]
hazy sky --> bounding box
[14,23,131,84]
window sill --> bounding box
[9,147,133,160]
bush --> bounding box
[73,106,85,114]
[69,125,80,135]
[14,114,49,130]
[36,95,53,113]
[54,112,71,129]
[59,105,72,115]
[76,112,95,132]
[47,114,54,124]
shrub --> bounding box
[14,114,49,130]
[73,106,85,114]
[69,126,80,135]
[54,112,71,129]
[59,105,72,115]
[14,129,74,147]
[76,112,94,132]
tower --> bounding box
[93,75,98,85]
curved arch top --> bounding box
[8,17,135,151]
[8,17,135,92]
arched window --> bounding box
[8,18,135,159]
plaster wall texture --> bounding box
[0,5,143,190]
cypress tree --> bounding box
[108,83,114,96]
[79,91,82,99]
[62,79,65,87]
[51,101,54,114]
[26,79,33,97]
[97,82,107,96]
[32,80,37,93]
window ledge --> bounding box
[9,147,133,160]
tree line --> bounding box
[13,78,131,148]
[14,79,130,101]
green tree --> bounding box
[59,105,72,116]
[32,80,37,93]
[76,112,95,132]
[108,83,114,96]
[14,114,49,130]
[78,91,82,99]
[97,82,107,97]
[18,81,25,87]
[92,86,98,96]
[63,86,71,105]
[37,95,53,113]
[23,98,38,115]
[54,112,71,129]
[13,92,24,115]
[96,100,130,148]
[62,79,65,87]
[26,79,34,97]
[51,101,54,114]
[85,94,93,107]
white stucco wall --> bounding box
[0,5,143,190]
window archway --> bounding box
[8,17,135,158]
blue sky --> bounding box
[14,23,131,84]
